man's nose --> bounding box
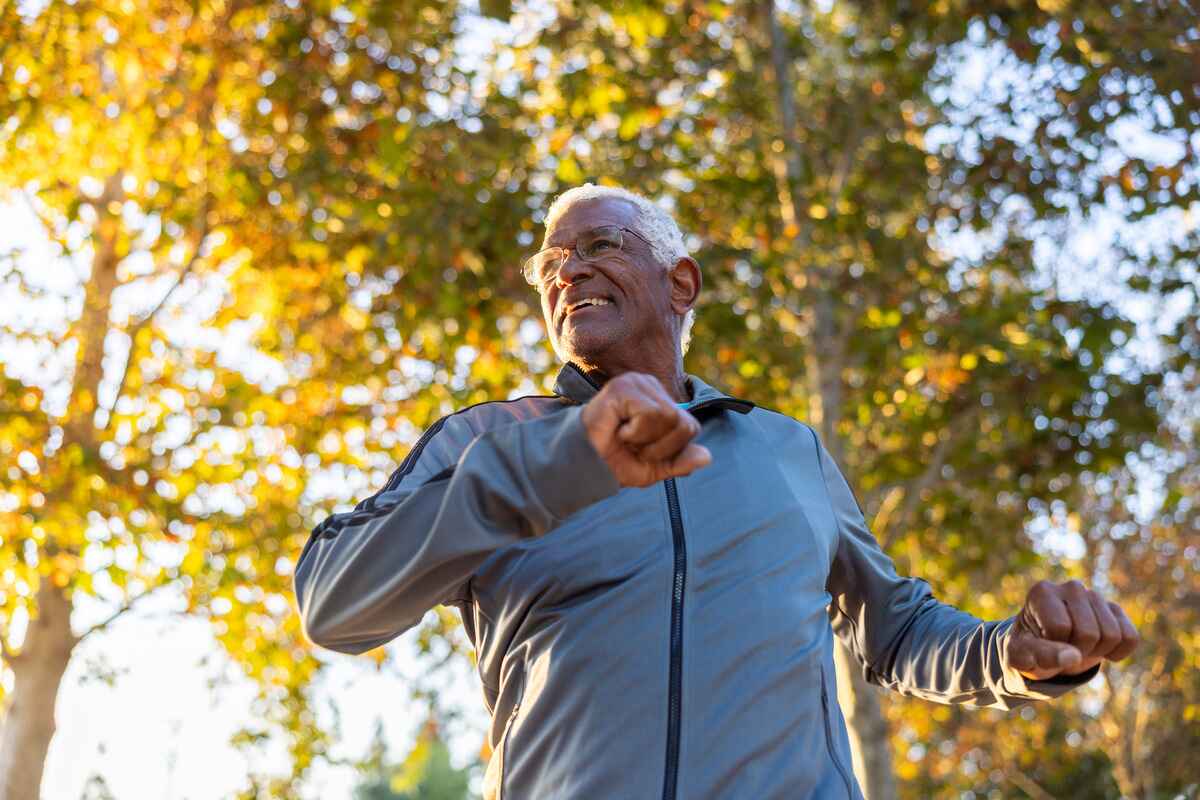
[555,249,595,285]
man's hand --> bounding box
[1005,579,1140,681]
[580,372,711,488]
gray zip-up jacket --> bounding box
[294,362,1093,799]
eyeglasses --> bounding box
[522,225,653,288]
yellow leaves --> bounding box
[364,645,388,670]
[738,359,762,378]
[896,758,921,781]
[865,307,901,328]
[589,83,625,115]
[1002,323,1031,346]
[392,736,432,793]
[20,390,40,412]
[344,244,370,275]
[807,203,828,220]
[556,156,583,183]
[617,107,660,141]
[618,113,642,141]
[49,553,77,588]
[549,127,573,154]
[614,10,669,47]
[982,346,1007,364]
[924,353,971,395]
[182,548,206,575]
[959,353,978,370]
[1036,0,1068,11]
[121,58,142,86]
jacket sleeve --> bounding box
[294,404,621,655]
[813,428,1097,710]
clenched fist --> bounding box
[580,372,711,488]
[1006,579,1140,681]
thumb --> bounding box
[1008,629,1082,678]
[664,443,711,477]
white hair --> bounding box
[544,183,697,354]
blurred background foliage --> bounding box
[0,0,1196,798]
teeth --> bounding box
[572,298,610,312]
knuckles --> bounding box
[1041,618,1073,642]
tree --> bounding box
[484,2,1195,796]
[353,717,474,800]
[0,2,334,796]
[2,1,1195,797]
[1,1,536,796]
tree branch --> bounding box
[1003,766,1056,800]
[829,98,866,210]
[72,581,176,645]
[763,0,809,249]
[104,207,210,426]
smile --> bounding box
[566,297,613,315]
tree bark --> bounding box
[0,175,123,800]
[834,642,898,800]
[761,3,897,797]
[0,579,76,800]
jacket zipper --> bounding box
[661,478,687,800]
[819,663,856,798]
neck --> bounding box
[576,359,691,403]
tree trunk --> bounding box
[760,3,898,796]
[835,641,897,800]
[0,579,76,800]
[0,175,121,800]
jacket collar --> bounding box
[552,362,755,416]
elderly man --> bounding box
[294,183,1139,799]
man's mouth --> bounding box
[564,297,613,316]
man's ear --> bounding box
[668,256,702,316]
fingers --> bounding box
[583,373,675,454]
[1061,580,1101,655]
[617,403,689,449]
[614,378,684,444]
[665,442,711,476]
[1024,580,1074,643]
[1008,628,1082,677]
[1089,592,1123,660]
[634,410,700,462]
[1015,580,1142,679]
[607,374,701,463]
[582,372,711,486]
[1106,601,1140,661]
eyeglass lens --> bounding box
[525,226,624,285]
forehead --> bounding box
[544,197,639,247]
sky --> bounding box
[42,587,485,800]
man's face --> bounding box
[537,197,679,369]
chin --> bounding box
[555,327,621,366]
